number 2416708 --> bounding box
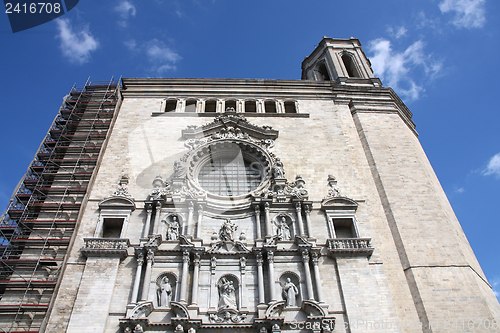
[5,2,62,14]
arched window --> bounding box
[205,100,217,113]
[185,99,197,113]
[165,99,177,112]
[225,100,236,112]
[341,53,361,78]
[284,101,297,114]
[264,100,277,113]
[316,61,331,81]
[244,100,257,113]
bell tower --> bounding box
[301,37,380,86]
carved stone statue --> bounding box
[187,328,196,333]
[326,174,340,198]
[282,278,299,307]
[166,216,180,240]
[275,216,291,240]
[218,277,237,310]
[272,158,285,179]
[157,276,172,307]
[133,324,144,333]
[219,219,237,242]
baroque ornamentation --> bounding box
[325,174,341,198]
[149,176,171,200]
[209,309,247,323]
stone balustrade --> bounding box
[326,238,373,257]
[81,238,129,259]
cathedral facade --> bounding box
[1,37,498,333]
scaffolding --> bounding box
[0,79,120,332]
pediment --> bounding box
[181,112,278,140]
[321,196,358,211]
[99,196,136,211]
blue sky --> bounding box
[0,1,499,299]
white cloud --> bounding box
[125,39,181,74]
[454,187,465,194]
[124,39,137,51]
[439,0,486,29]
[114,0,137,27]
[55,19,99,64]
[387,26,408,39]
[482,152,500,178]
[367,38,443,101]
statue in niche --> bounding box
[219,219,237,242]
[133,324,144,333]
[217,277,237,310]
[282,278,299,307]
[272,158,285,179]
[275,216,291,240]
[166,216,180,240]
[157,276,172,307]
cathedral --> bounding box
[0,37,498,333]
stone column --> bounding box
[277,100,285,113]
[264,202,271,237]
[302,250,314,300]
[240,257,247,309]
[256,252,265,304]
[180,251,190,303]
[131,250,144,303]
[311,252,323,302]
[195,204,204,239]
[217,99,223,113]
[186,201,194,235]
[254,206,262,239]
[153,201,162,234]
[191,253,200,305]
[295,203,305,236]
[267,250,276,301]
[141,249,154,301]
[257,99,264,113]
[303,204,312,238]
[142,205,153,238]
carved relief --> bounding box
[209,310,247,323]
